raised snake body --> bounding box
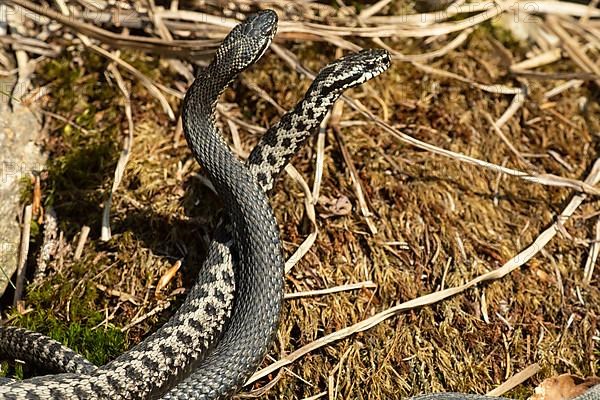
[1,9,598,400]
[0,10,396,399]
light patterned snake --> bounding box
[1,9,598,400]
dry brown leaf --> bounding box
[318,195,352,218]
[155,260,182,297]
[529,375,600,400]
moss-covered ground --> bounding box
[1,4,598,399]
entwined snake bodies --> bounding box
[0,10,393,399]
[1,9,598,400]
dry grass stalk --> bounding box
[101,62,135,241]
[331,102,378,235]
[386,28,474,62]
[73,225,90,261]
[12,205,32,306]
[366,1,600,25]
[284,281,376,300]
[372,109,600,195]
[510,49,563,71]
[582,218,600,284]
[94,282,138,305]
[278,0,514,38]
[283,165,318,274]
[487,363,541,396]
[91,44,174,119]
[484,112,528,165]
[544,79,585,98]
[6,0,219,57]
[311,112,329,202]
[546,15,600,86]
[120,301,171,332]
[300,392,326,400]
[411,62,523,94]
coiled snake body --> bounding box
[0,10,393,399]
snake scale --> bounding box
[1,9,598,400]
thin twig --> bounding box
[284,281,376,300]
[283,164,318,274]
[333,123,378,234]
[582,217,600,284]
[311,111,329,203]
[483,112,528,166]
[73,226,91,261]
[487,363,541,396]
[13,204,32,306]
[101,62,135,241]
[121,301,171,332]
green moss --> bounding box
[484,19,522,49]
[9,278,127,368]
[0,362,8,380]
[29,219,40,239]
[18,176,34,204]
[15,312,125,367]
[1,273,126,378]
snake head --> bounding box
[311,49,392,92]
[215,10,278,75]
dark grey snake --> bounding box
[0,9,598,400]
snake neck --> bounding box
[182,63,236,164]
[247,82,344,192]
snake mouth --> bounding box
[346,49,392,73]
[242,10,278,68]
[312,49,392,92]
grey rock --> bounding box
[0,63,45,298]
